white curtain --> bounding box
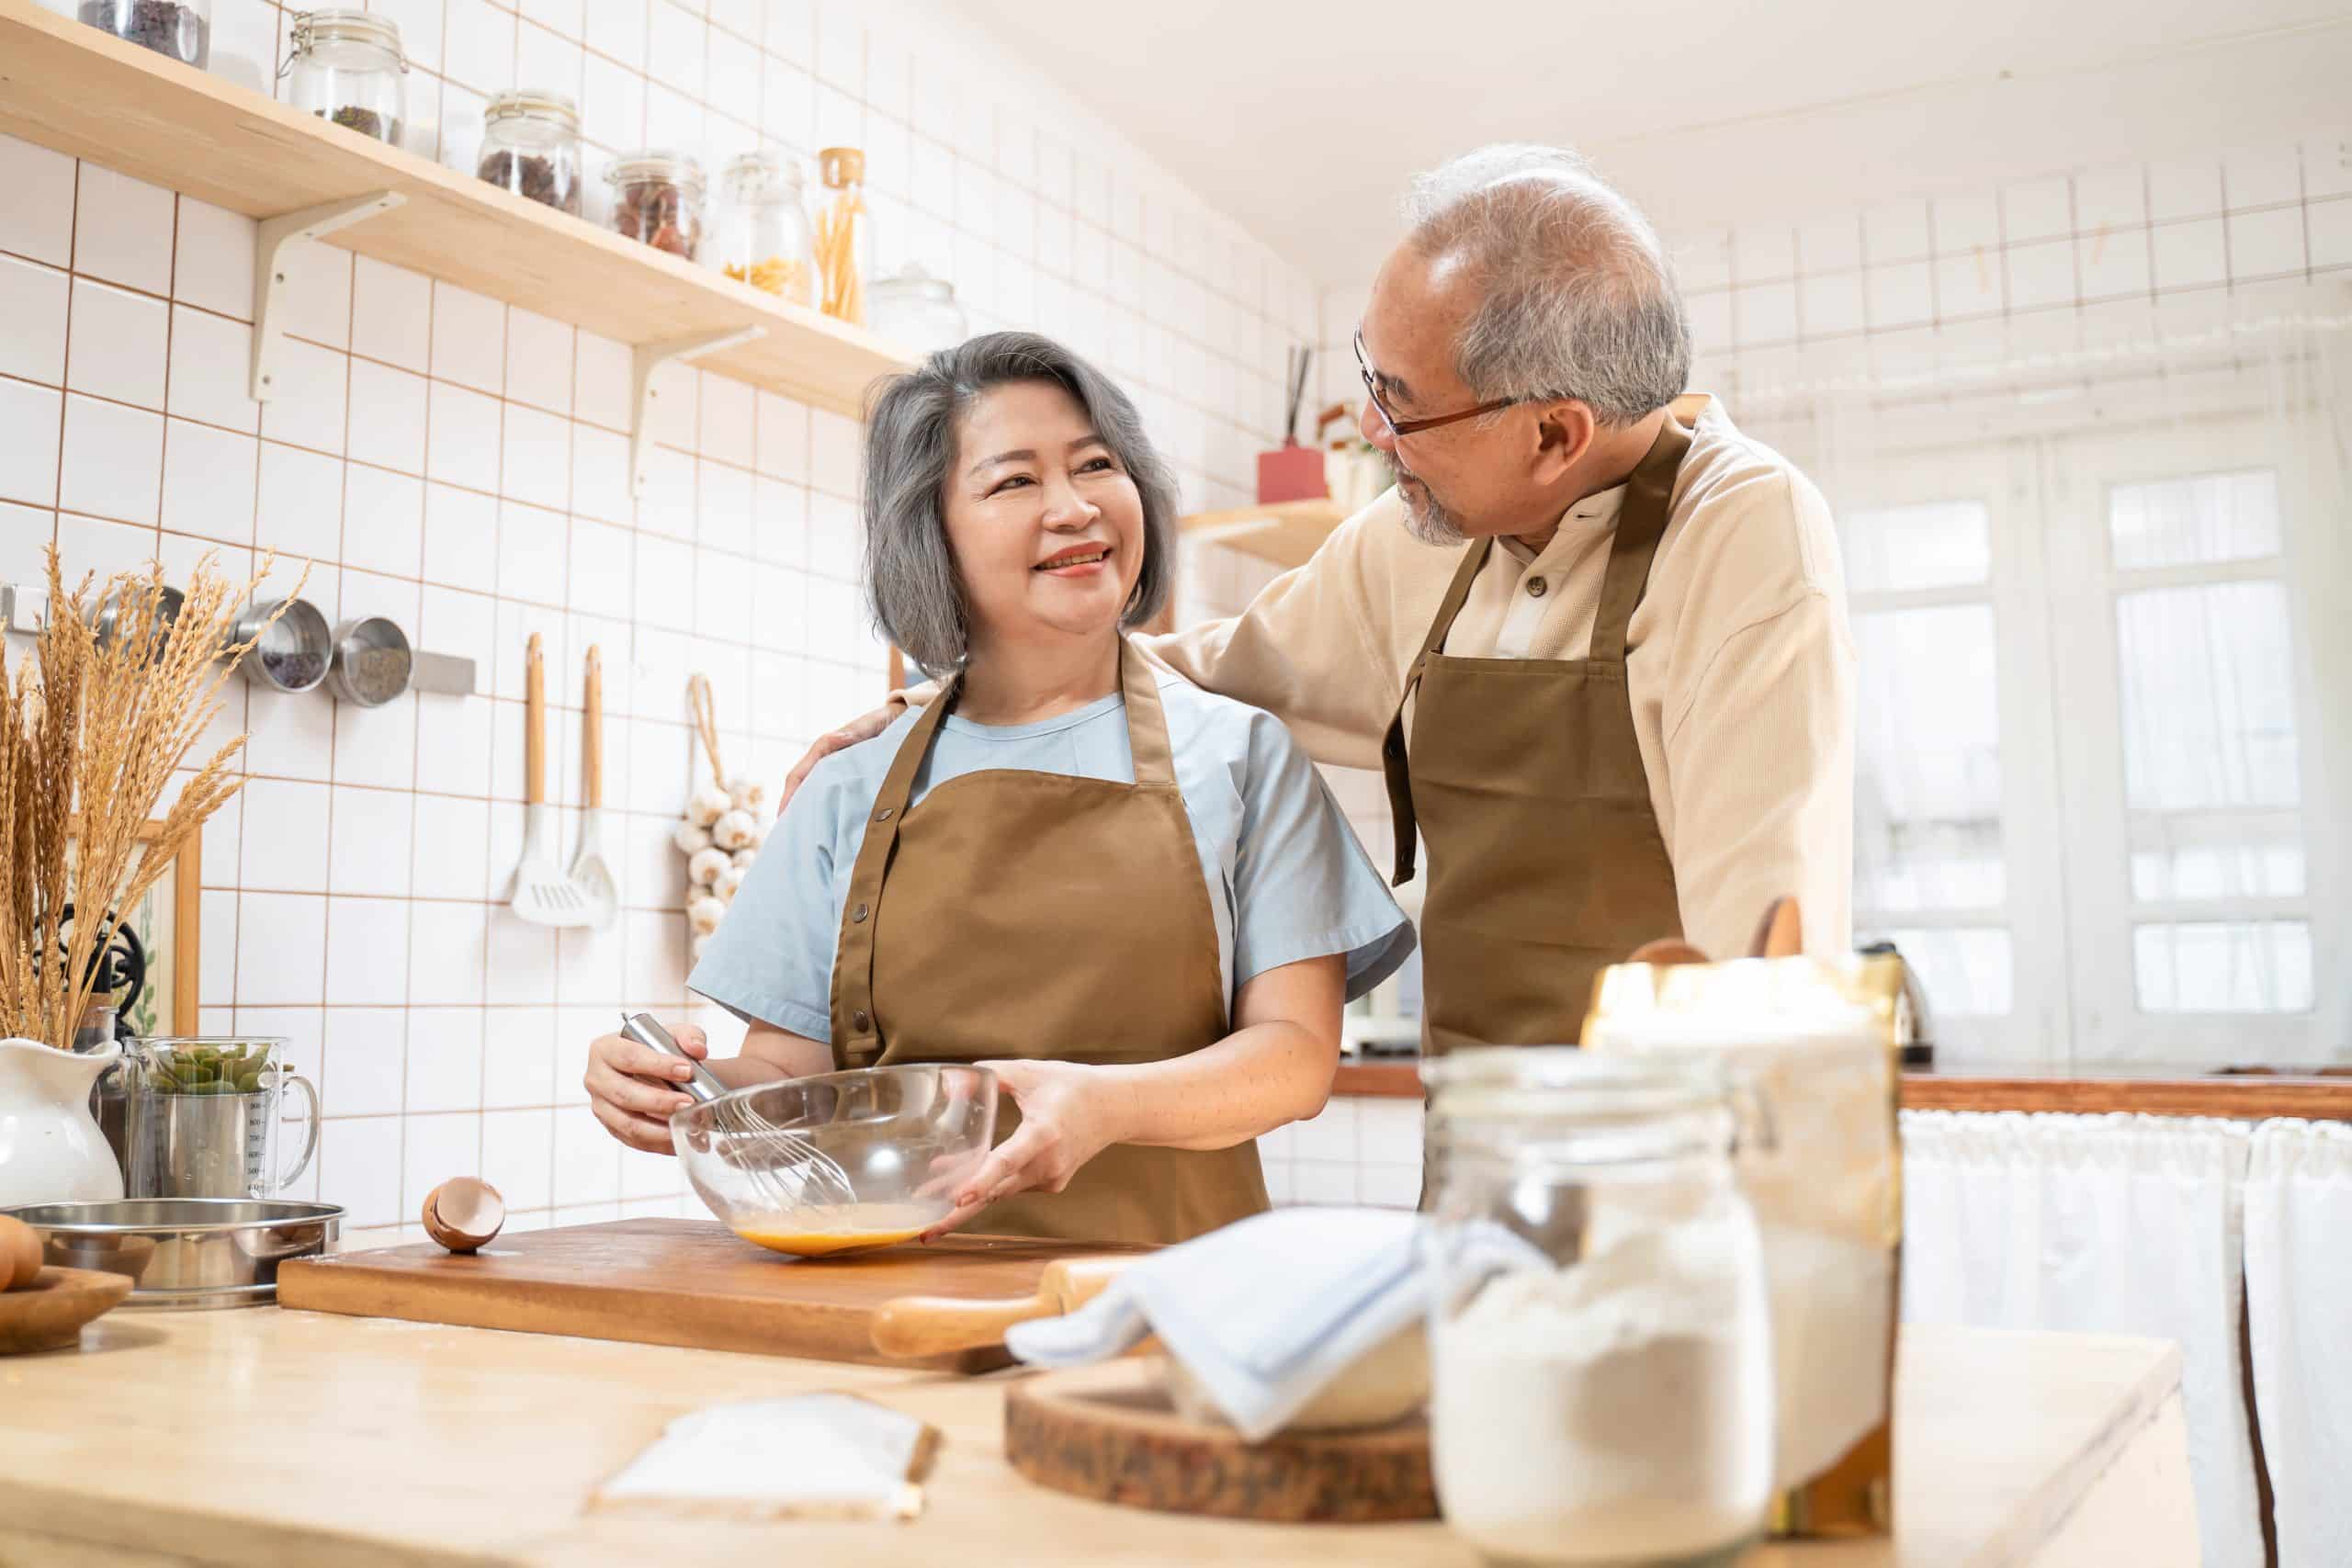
[2244,1118,2352,1568]
[1900,1109,2260,1568]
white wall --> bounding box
[0,0,1318,1243]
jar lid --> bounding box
[483,89,581,130]
[1424,1048,1729,1121]
[871,263,954,303]
[607,149,707,190]
[722,150,805,195]
[287,8,405,65]
[819,146,865,188]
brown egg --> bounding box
[0,1214,44,1291]
[421,1179,506,1253]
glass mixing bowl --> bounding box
[671,1064,997,1259]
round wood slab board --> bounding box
[1003,1357,1436,1523]
[0,1267,134,1354]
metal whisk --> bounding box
[621,1012,859,1210]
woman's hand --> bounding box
[922,1059,1133,1238]
[582,1021,706,1154]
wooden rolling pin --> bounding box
[869,1255,1135,1359]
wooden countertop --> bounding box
[1334,1055,2352,1120]
[0,1307,2190,1566]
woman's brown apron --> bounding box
[1381,415,1694,1056]
[829,639,1269,1245]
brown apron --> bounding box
[829,639,1269,1246]
[1382,415,1693,1057]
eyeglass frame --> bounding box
[1354,329,1525,439]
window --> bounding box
[1827,421,2346,1068]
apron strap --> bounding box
[1588,414,1693,665]
[830,674,958,1061]
[1117,637,1178,789]
[1381,539,1492,886]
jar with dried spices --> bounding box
[712,151,816,305]
[280,9,406,147]
[477,90,582,216]
[77,0,209,67]
[607,150,708,262]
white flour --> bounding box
[1430,1220,1772,1565]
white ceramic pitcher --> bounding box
[0,1036,126,1207]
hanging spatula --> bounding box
[512,633,589,927]
[566,644,619,930]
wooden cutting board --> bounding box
[276,1218,1147,1373]
[1004,1357,1436,1523]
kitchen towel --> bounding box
[1005,1205,1543,1441]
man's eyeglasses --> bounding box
[1354,330,1522,439]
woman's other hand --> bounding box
[922,1059,1131,1237]
[583,1021,704,1154]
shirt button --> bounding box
[853,1010,870,1031]
[1526,577,1548,598]
[852,903,869,923]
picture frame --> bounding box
[60,818,200,1038]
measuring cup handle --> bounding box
[277,1072,321,1191]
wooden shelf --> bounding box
[1177,499,1346,570]
[0,0,911,416]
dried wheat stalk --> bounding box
[1,546,304,1049]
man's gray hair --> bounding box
[1402,144,1690,424]
[861,332,1178,673]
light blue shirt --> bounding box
[690,669,1416,1042]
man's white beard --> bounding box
[1398,474,1468,547]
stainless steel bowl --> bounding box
[326,615,413,705]
[2,1199,343,1309]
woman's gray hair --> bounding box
[1402,144,1690,425]
[861,331,1179,673]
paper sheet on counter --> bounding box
[590,1392,939,1521]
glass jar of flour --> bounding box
[1421,1050,1773,1567]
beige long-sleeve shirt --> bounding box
[1140,393,1857,962]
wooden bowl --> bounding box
[0,1268,135,1354]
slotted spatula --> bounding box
[567,644,618,930]
[512,633,589,927]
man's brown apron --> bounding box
[1382,415,1694,1057]
[829,639,1269,1246]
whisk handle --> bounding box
[620,1012,729,1103]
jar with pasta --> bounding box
[606,149,707,262]
[711,152,816,306]
[813,145,872,326]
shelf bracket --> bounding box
[630,327,765,497]
[250,191,406,402]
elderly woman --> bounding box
[584,333,1411,1246]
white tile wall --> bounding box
[2,0,1318,1244]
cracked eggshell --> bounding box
[688,846,731,886]
[688,784,733,828]
[673,820,714,856]
[422,1178,507,1253]
[688,894,728,935]
[711,809,758,851]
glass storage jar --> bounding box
[77,0,209,67]
[812,145,872,324]
[280,9,406,146]
[477,90,582,215]
[1421,1050,1773,1568]
[607,150,707,261]
[866,264,968,355]
[712,152,816,305]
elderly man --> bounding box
[792,142,1854,1057]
